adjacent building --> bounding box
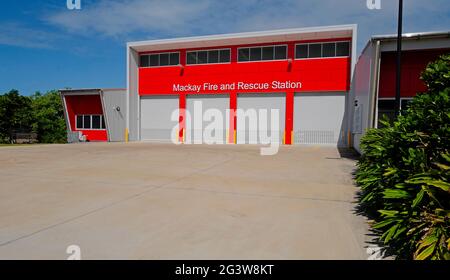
[60,88,126,142]
[350,31,450,153]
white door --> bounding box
[293,93,346,145]
[186,94,229,144]
[237,93,285,144]
[140,95,179,142]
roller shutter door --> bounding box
[186,94,229,144]
[140,95,179,142]
[237,93,285,144]
[293,93,345,145]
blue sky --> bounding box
[1,0,449,95]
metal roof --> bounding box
[127,24,357,53]
[59,88,126,95]
[371,30,450,42]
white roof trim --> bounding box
[127,24,356,52]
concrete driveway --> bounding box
[0,142,369,259]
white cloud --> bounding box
[45,0,211,37]
[0,22,62,49]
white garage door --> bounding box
[186,94,229,144]
[293,93,345,145]
[140,95,179,142]
[237,93,285,144]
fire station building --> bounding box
[126,24,357,145]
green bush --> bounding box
[356,54,450,260]
[31,90,67,143]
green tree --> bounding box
[31,90,67,143]
[0,89,34,143]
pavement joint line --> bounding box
[164,186,354,204]
[0,156,235,247]
[0,185,162,248]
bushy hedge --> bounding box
[356,54,450,260]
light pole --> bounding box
[395,0,403,116]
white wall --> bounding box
[349,41,378,154]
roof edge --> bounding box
[127,24,357,48]
[371,30,450,42]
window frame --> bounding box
[294,40,351,60]
[139,51,180,68]
[185,48,231,65]
[377,97,413,111]
[75,114,106,130]
[400,97,413,110]
[237,44,288,63]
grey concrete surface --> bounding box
[0,142,370,259]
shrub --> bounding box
[31,90,67,143]
[356,54,450,260]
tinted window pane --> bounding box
[197,51,207,64]
[187,52,197,64]
[169,53,179,65]
[262,46,274,60]
[208,50,219,63]
[295,44,308,58]
[76,115,83,129]
[149,54,159,66]
[336,42,350,56]
[219,49,230,62]
[238,48,249,61]
[322,43,336,57]
[401,99,412,110]
[377,100,396,127]
[83,115,91,129]
[308,44,322,58]
[274,46,287,59]
[140,55,149,67]
[159,53,169,66]
[92,115,101,129]
[101,116,106,129]
[378,99,396,110]
[250,47,262,61]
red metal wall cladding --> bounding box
[64,95,107,141]
[379,49,450,98]
[139,58,351,95]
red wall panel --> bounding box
[64,95,107,141]
[139,58,351,95]
[379,49,449,98]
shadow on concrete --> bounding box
[337,147,360,160]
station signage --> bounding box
[173,81,302,93]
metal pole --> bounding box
[395,0,403,116]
